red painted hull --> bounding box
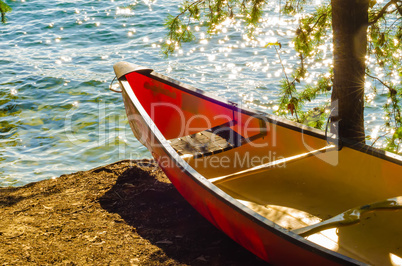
[115,62,364,265]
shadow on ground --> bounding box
[0,159,267,265]
[99,160,267,265]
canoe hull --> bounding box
[118,68,361,265]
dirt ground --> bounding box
[0,160,267,265]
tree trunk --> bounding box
[331,0,369,144]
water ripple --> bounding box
[0,0,390,186]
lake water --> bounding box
[0,0,390,186]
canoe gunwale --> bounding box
[115,62,365,265]
[128,63,402,166]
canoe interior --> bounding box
[125,71,402,265]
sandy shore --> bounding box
[0,160,266,265]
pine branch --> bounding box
[369,0,401,25]
[394,0,402,16]
[272,44,300,122]
[367,72,402,139]
[0,0,12,24]
[384,16,402,34]
[171,0,205,23]
[309,12,327,32]
[164,0,205,54]
[365,72,393,91]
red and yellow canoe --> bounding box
[113,61,402,265]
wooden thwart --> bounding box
[209,145,336,184]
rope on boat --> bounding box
[109,76,122,93]
[325,107,335,145]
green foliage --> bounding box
[274,3,332,127]
[299,106,327,128]
[276,55,332,127]
[366,0,402,153]
[247,0,265,26]
[293,5,331,59]
[163,13,196,55]
[163,0,267,55]
[0,0,12,24]
[282,0,308,14]
[165,0,402,153]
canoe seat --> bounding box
[169,122,245,159]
